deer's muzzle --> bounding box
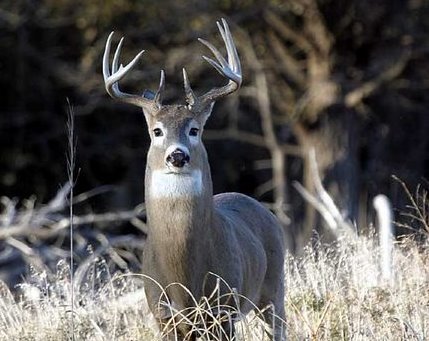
[166,148,190,168]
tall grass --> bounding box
[0,258,156,340]
[286,235,428,340]
[0,230,427,340]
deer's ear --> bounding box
[194,101,215,127]
[141,90,161,121]
[143,89,155,100]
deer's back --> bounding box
[213,192,285,247]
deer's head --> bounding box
[102,19,241,178]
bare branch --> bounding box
[293,181,338,230]
[0,209,145,240]
[301,0,334,58]
[294,149,355,237]
[345,52,410,108]
[5,237,47,273]
[204,129,302,156]
[240,31,291,225]
[264,11,312,53]
[204,128,265,147]
[267,30,306,88]
[255,179,274,198]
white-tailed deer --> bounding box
[103,19,286,340]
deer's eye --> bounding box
[153,128,163,137]
[189,128,199,137]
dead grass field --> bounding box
[0,231,428,340]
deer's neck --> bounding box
[145,164,213,244]
[144,164,213,288]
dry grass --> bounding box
[0,231,428,340]
[0,259,156,341]
[285,235,429,340]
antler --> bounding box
[103,32,164,112]
[184,19,242,108]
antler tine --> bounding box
[220,19,241,76]
[103,32,162,110]
[153,69,165,105]
[102,32,116,82]
[196,19,242,106]
[111,36,125,74]
[183,68,196,106]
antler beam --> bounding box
[184,19,242,108]
[103,32,164,111]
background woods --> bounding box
[1,0,429,282]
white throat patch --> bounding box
[150,170,203,198]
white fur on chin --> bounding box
[150,169,202,198]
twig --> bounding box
[5,237,47,273]
[66,100,76,340]
[312,295,333,340]
[392,175,429,234]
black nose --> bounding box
[166,149,190,168]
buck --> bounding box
[103,19,286,340]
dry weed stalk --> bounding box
[393,175,429,236]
